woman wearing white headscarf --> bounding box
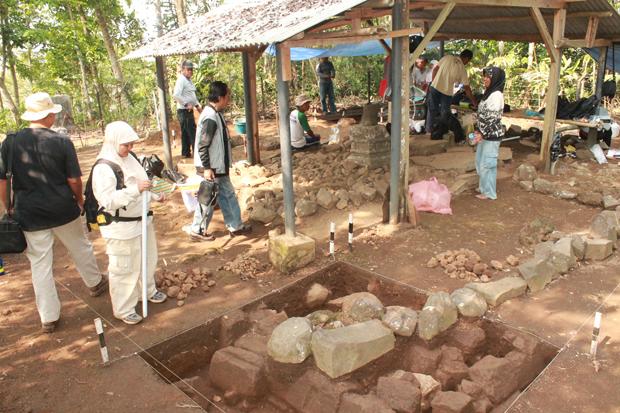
[92,121,167,325]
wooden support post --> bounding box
[540,9,565,173]
[389,0,404,225]
[250,50,261,164]
[155,56,173,171]
[410,2,455,63]
[585,17,599,48]
[275,43,295,237]
[530,7,559,63]
[595,46,608,99]
[242,51,256,165]
[398,0,411,223]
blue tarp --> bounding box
[266,39,439,61]
[584,43,620,74]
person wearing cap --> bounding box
[91,121,167,325]
[289,95,321,150]
[189,80,251,242]
[316,57,336,113]
[173,60,201,158]
[0,92,107,333]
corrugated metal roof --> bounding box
[124,0,620,60]
[123,0,369,59]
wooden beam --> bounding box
[530,7,558,63]
[585,17,599,48]
[284,28,423,48]
[434,32,541,42]
[540,8,565,173]
[410,10,613,24]
[411,1,455,63]
[412,0,572,8]
[558,38,610,48]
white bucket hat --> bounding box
[21,92,62,121]
[295,94,312,107]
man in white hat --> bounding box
[173,60,201,158]
[0,92,107,333]
[289,94,321,150]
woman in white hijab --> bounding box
[92,121,167,325]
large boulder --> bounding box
[513,163,537,182]
[250,203,277,223]
[424,292,458,331]
[311,319,395,378]
[316,188,337,209]
[532,178,557,195]
[465,277,527,306]
[267,317,313,363]
[590,211,619,241]
[518,258,556,293]
[329,292,385,324]
[450,288,487,317]
[381,306,418,337]
[295,199,318,217]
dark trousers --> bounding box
[426,86,453,138]
[177,109,196,157]
[319,81,336,113]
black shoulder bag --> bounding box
[0,135,27,254]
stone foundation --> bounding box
[348,125,391,168]
[268,232,316,273]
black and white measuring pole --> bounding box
[348,213,353,252]
[329,222,335,258]
[94,318,110,365]
[590,311,602,358]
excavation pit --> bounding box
[139,262,559,412]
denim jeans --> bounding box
[475,139,501,200]
[190,175,243,234]
[426,86,453,137]
[319,81,336,113]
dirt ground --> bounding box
[1,118,620,412]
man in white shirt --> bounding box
[411,57,432,92]
[173,60,201,158]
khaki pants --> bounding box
[104,223,157,319]
[24,217,102,324]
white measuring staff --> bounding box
[329,222,335,257]
[348,213,353,252]
[590,311,602,358]
[142,190,150,318]
[94,318,110,365]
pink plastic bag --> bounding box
[408,177,453,215]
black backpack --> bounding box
[83,159,126,232]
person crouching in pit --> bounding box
[92,121,167,325]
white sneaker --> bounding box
[120,312,143,325]
[149,291,167,303]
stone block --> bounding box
[423,292,458,332]
[449,173,479,196]
[219,309,249,348]
[465,277,527,306]
[603,195,620,210]
[430,391,474,413]
[447,323,486,359]
[285,370,359,413]
[267,317,313,364]
[436,357,470,391]
[533,241,554,260]
[248,308,288,336]
[295,199,318,217]
[417,307,442,341]
[311,319,395,378]
[519,180,533,192]
[571,235,586,260]
[250,203,277,223]
[382,306,418,337]
[590,212,618,241]
[517,258,556,293]
[504,350,541,389]
[329,292,385,324]
[405,345,441,374]
[316,188,337,209]
[412,373,441,411]
[377,376,421,412]
[450,288,488,317]
[577,191,603,207]
[339,393,395,413]
[305,283,330,308]
[468,355,519,404]
[512,163,537,182]
[412,153,476,173]
[584,238,613,261]
[234,332,269,357]
[410,136,448,156]
[548,237,577,273]
[532,178,556,195]
[269,232,316,273]
[458,380,484,399]
[209,346,267,397]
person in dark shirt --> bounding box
[316,57,336,113]
[188,81,251,241]
[0,92,107,333]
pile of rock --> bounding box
[426,249,509,282]
[155,267,216,306]
[219,253,267,281]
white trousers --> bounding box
[23,217,102,324]
[104,223,157,319]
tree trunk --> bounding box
[527,42,535,69]
[9,58,18,107]
[78,7,105,122]
[174,0,187,26]
[67,5,93,122]
[94,5,132,106]
[0,77,19,124]
[154,0,164,37]
[498,41,505,56]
